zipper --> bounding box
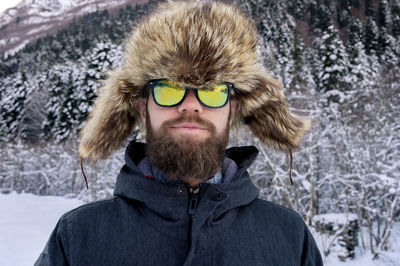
[187,185,201,249]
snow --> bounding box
[21,15,51,25]
[313,213,358,224]
[75,5,97,16]
[26,0,78,17]
[4,39,30,57]
[0,1,19,14]
[0,192,83,266]
[0,0,128,55]
[8,36,20,43]
[23,0,125,18]
[318,224,400,266]
[302,179,311,192]
[26,24,52,35]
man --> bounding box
[36,1,323,265]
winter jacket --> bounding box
[35,141,323,266]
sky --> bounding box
[0,0,21,14]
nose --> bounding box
[178,90,203,113]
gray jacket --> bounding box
[35,141,323,265]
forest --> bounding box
[0,0,399,260]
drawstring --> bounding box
[289,151,293,185]
[80,158,89,189]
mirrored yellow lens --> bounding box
[154,80,185,106]
[198,84,229,107]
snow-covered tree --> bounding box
[365,0,374,17]
[391,0,400,38]
[19,73,48,143]
[377,0,391,29]
[337,0,352,28]
[0,72,29,140]
[43,64,79,140]
[364,17,379,55]
[308,1,333,32]
[315,24,350,94]
[348,19,364,47]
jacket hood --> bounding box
[113,141,260,239]
[79,0,311,162]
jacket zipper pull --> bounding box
[187,185,201,249]
[188,186,200,216]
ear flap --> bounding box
[239,74,311,152]
[79,70,140,162]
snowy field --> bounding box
[0,192,83,266]
[1,192,399,266]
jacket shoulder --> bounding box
[251,198,304,221]
[244,198,309,234]
[60,196,123,221]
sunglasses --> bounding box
[148,79,233,108]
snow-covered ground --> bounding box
[314,225,400,266]
[0,192,83,266]
[0,192,399,266]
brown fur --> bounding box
[79,0,311,161]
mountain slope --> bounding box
[0,0,147,56]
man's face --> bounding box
[136,89,239,184]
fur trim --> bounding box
[79,70,139,161]
[79,0,310,161]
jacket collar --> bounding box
[114,140,260,237]
[137,156,225,184]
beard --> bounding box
[145,112,230,183]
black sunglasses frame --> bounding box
[148,79,234,108]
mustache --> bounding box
[161,114,216,134]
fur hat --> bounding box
[79,0,311,162]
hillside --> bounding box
[0,0,148,56]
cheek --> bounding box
[212,108,231,134]
[147,102,177,132]
[149,116,163,132]
[147,108,162,131]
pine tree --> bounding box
[337,0,352,28]
[287,0,306,20]
[348,19,364,47]
[309,1,332,32]
[43,65,79,140]
[288,35,315,98]
[350,0,361,8]
[18,73,48,143]
[315,24,350,94]
[0,72,28,140]
[377,0,390,28]
[75,41,123,125]
[43,70,63,139]
[364,0,374,17]
[392,0,400,38]
[363,17,379,55]
[377,27,391,59]
[270,3,296,86]
[347,42,377,86]
[53,71,79,140]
